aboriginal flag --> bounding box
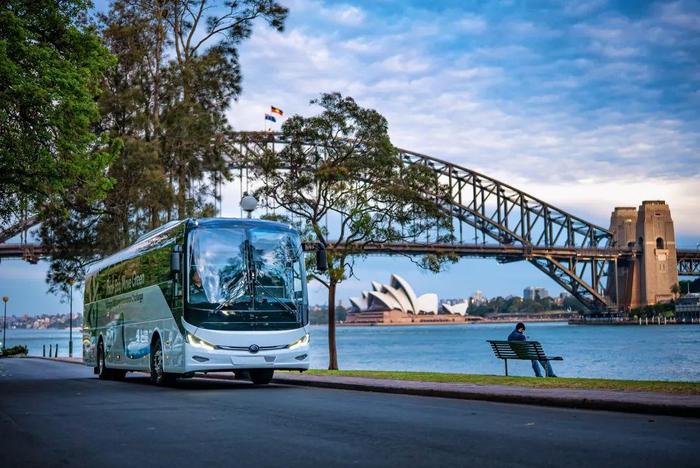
[271,106,283,116]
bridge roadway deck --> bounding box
[1,241,697,267]
[1,358,699,468]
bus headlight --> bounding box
[288,333,310,350]
[187,333,215,351]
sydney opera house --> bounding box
[346,274,476,325]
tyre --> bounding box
[97,341,109,380]
[249,369,274,385]
[97,340,126,380]
[150,336,175,386]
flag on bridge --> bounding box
[270,106,283,116]
[264,114,276,123]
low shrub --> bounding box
[2,345,29,356]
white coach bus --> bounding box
[83,218,325,385]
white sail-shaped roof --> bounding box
[380,284,412,313]
[349,296,369,311]
[368,291,402,311]
[442,301,469,315]
[348,274,443,315]
[415,293,438,314]
[390,274,419,313]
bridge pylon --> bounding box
[609,201,678,310]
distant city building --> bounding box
[555,292,571,305]
[524,287,549,300]
[470,290,487,305]
[1,313,83,330]
[676,293,700,320]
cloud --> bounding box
[657,1,700,32]
[563,0,608,17]
[228,0,700,238]
[322,4,366,26]
[380,53,431,74]
[288,0,367,27]
[455,14,487,34]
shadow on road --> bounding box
[110,373,290,391]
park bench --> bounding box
[487,340,563,376]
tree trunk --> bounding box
[327,281,339,370]
[122,205,130,248]
[178,163,186,219]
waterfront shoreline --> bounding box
[336,317,572,326]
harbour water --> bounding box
[311,322,700,381]
[4,322,699,381]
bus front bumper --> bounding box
[184,343,310,372]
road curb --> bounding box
[34,356,83,365]
[272,375,700,418]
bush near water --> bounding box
[2,345,29,357]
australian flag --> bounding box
[265,114,276,123]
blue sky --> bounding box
[2,0,699,315]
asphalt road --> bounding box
[1,359,699,468]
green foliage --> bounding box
[246,92,454,368]
[2,345,29,356]
[249,92,455,287]
[37,0,287,293]
[467,295,586,317]
[0,0,115,239]
[680,278,700,294]
[631,301,675,318]
[309,305,349,324]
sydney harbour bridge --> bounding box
[1,132,698,314]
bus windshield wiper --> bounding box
[252,277,297,315]
[213,275,248,314]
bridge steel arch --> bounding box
[231,132,620,312]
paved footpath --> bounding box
[2,358,700,468]
[270,373,700,417]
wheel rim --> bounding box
[98,345,105,374]
[153,348,163,379]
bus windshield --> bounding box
[185,225,307,330]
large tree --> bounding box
[0,0,115,243]
[166,0,287,219]
[95,0,288,235]
[39,0,288,292]
[246,93,454,369]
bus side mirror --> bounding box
[316,246,328,272]
[171,245,183,276]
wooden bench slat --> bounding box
[487,340,562,362]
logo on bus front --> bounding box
[248,344,260,354]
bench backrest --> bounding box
[487,340,547,361]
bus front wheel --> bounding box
[97,341,108,380]
[150,336,175,386]
[249,369,274,385]
[97,341,125,380]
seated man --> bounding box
[507,322,557,377]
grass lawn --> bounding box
[300,370,700,395]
